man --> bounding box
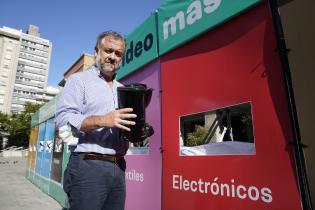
[55,31,136,210]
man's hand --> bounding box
[104,108,137,131]
[80,108,137,132]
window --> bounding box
[126,124,152,155]
[54,128,63,153]
[126,140,150,155]
[0,81,7,87]
[179,102,255,156]
[5,54,11,60]
[6,46,13,52]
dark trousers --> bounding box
[63,154,126,210]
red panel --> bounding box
[161,2,301,210]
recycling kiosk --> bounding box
[26,112,39,182]
[26,1,311,209]
[34,122,46,188]
[158,1,302,210]
[118,0,304,209]
[41,119,54,178]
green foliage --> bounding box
[0,112,9,133]
[0,102,41,148]
[186,125,208,146]
[241,114,254,142]
[24,102,42,115]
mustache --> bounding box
[105,58,115,64]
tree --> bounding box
[0,112,9,150]
[186,125,208,146]
[6,102,42,148]
[0,112,9,133]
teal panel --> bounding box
[39,96,58,124]
[33,173,42,189]
[42,119,55,178]
[41,176,50,194]
[61,143,71,183]
[25,168,35,183]
[157,0,262,55]
[31,110,40,127]
[33,172,50,194]
[49,180,69,208]
[116,14,158,80]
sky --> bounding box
[0,0,164,86]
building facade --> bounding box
[58,53,94,87]
[0,25,53,113]
[0,27,20,113]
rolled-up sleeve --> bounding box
[55,74,86,131]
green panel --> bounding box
[41,177,50,194]
[61,143,71,183]
[30,170,36,184]
[31,111,40,127]
[25,168,30,179]
[39,96,58,123]
[25,168,35,183]
[33,173,41,188]
[33,172,50,194]
[116,13,158,80]
[54,93,61,102]
[157,0,262,55]
[49,180,69,208]
[28,170,69,208]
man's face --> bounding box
[95,36,125,78]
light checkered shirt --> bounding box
[55,65,129,155]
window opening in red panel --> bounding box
[179,102,255,156]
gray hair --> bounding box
[94,30,126,52]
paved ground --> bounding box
[0,156,64,210]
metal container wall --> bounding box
[50,127,64,183]
[61,143,71,184]
[120,60,162,210]
[26,126,39,181]
[160,3,302,210]
[30,127,39,171]
[35,122,46,175]
[34,122,46,188]
[26,128,36,170]
[42,119,55,178]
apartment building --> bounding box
[0,25,53,113]
[0,27,20,113]
[58,53,94,87]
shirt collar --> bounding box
[92,64,117,81]
[91,64,118,88]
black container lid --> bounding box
[118,83,148,91]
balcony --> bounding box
[14,86,39,93]
[19,54,47,64]
[20,42,50,52]
[20,48,49,59]
[15,79,44,88]
[12,92,37,100]
[17,66,46,76]
[18,60,47,70]
[16,72,45,82]
[11,99,25,105]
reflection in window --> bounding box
[51,128,64,183]
[180,102,255,156]
[53,128,63,153]
[126,138,150,156]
